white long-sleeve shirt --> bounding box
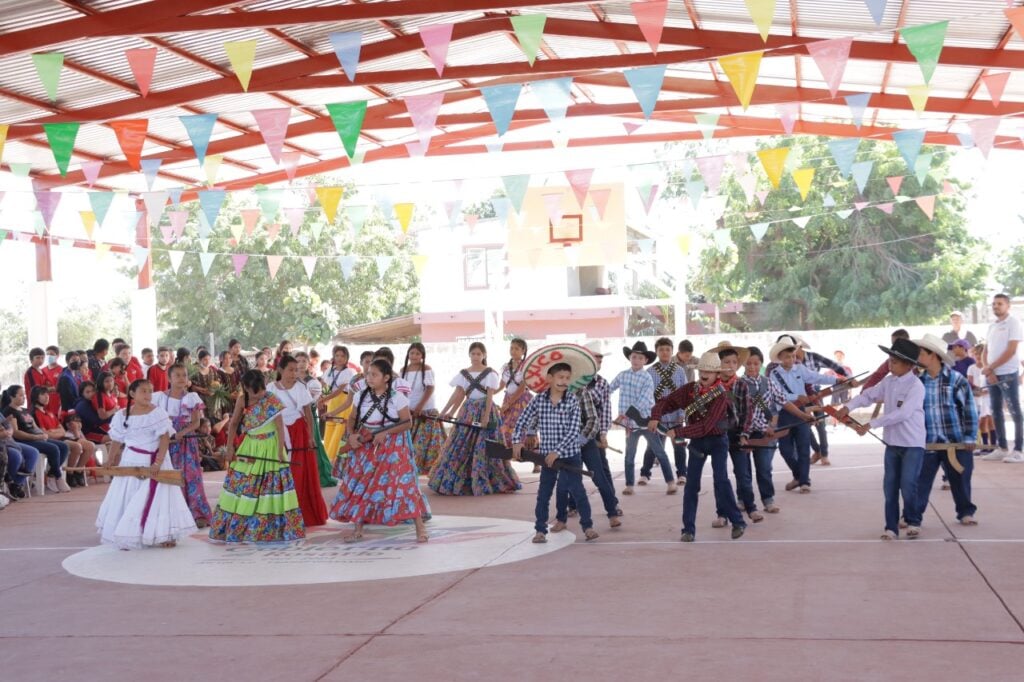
[845,370,925,448]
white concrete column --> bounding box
[28,280,58,348]
[131,287,158,351]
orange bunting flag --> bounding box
[757,147,790,189]
[108,119,149,171]
[718,51,764,110]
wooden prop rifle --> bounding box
[775,372,867,429]
[65,466,183,486]
[924,442,973,474]
[820,405,889,446]
[485,440,593,477]
[740,414,830,449]
[337,419,413,456]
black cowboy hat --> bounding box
[622,341,657,364]
[879,338,924,367]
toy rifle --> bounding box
[65,466,183,486]
[925,442,974,474]
[740,414,830,449]
[820,405,889,446]
[795,371,868,407]
[485,440,592,477]
[625,406,671,436]
[337,419,412,455]
[422,414,499,431]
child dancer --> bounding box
[429,342,521,496]
[321,345,355,462]
[714,342,759,526]
[209,370,305,544]
[95,379,197,549]
[295,351,337,488]
[638,337,687,486]
[967,344,996,453]
[513,362,599,543]
[610,341,677,496]
[155,364,212,528]
[738,347,784,514]
[837,338,926,540]
[401,343,447,473]
[650,351,745,542]
[267,355,329,527]
[329,358,428,542]
[498,339,532,454]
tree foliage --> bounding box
[150,181,420,349]
[997,238,1024,297]
[673,136,988,329]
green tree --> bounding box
[672,136,988,330]
[58,296,131,350]
[150,181,420,349]
[997,236,1024,296]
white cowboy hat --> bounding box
[696,350,722,373]
[777,333,811,350]
[768,340,798,364]
[913,333,953,366]
[584,339,610,357]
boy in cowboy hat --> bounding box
[836,338,926,541]
[650,351,745,542]
[610,341,677,496]
[714,341,762,525]
[908,334,979,527]
[638,337,688,487]
[768,341,838,493]
[513,362,599,543]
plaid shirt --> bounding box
[578,389,601,442]
[609,368,655,428]
[583,374,612,436]
[920,366,979,445]
[737,374,785,437]
[513,390,581,459]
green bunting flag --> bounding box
[326,101,367,159]
[900,21,948,85]
[43,122,80,176]
[32,53,64,101]
[510,14,547,66]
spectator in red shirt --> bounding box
[115,343,145,383]
[30,386,91,487]
[147,346,172,392]
[24,347,49,395]
[93,372,120,426]
[108,358,130,408]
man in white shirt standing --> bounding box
[981,294,1024,462]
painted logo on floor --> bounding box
[61,515,574,586]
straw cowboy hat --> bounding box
[914,333,953,366]
[622,341,656,364]
[777,333,811,350]
[714,340,750,365]
[584,339,610,357]
[879,338,924,367]
[695,350,722,373]
[768,340,798,364]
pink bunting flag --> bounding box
[738,173,756,203]
[266,254,284,279]
[542,191,565,225]
[125,48,157,97]
[631,1,668,54]
[280,152,301,182]
[266,223,281,243]
[755,190,770,207]
[695,155,727,193]
[404,92,445,147]
[623,121,643,136]
[81,161,102,187]
[877,202,895,214]
[589,188,612,219]
[34,190,61,230]
[405,141,427,157]
[420,23,454,76]
[776,103,799,134]
[240,208,260,236]
[943,180,955,195]
[285,207,305,236]
[251,109,290,164]
[805,37,853,97]
[167,210,187,240]
[565,168,594,208]
[967,117,1001,158]
[464,213,478,230]
[854,201,869,212]
[639,184,659,214]
[915,195,936,220]
[232,254,248,276]
[886,176,904,195]
[981,72,1010,107]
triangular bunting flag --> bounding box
[326,101,367,158]
[79,211,96,239]
[81,160,102,187]
[419,23,453,76]
[718,51,764,110]
[695,155,727,193]
[32,53,63,101]
[900,22,948,84]
[251,108,290,164]
[168,250,185,273]
[224,40,258,91]
[749,222,770,243]
[240,208,260,236]
[88,191,114,225]
[854,201,869,212]
[198,189,226,228]
[877,202,895,214]
[345,204,369,235]
[845,93,871,129]
[480,84,522,136]
[755,190,770,207]
[95,242,111,261]
[8,162,31,178]
[914,153,933,185]
[624,65,666,120]
[411,254,429,277]
[43,122,79,177]
[266,222,281,243]
[373,256,392,276]
[266,254,284,279]
[892,129,926,170]
[776,102,799,135]
[565,168,594,208]
[744,0,776,42]
[203,154,222,186]
[256,188,282,219]
[199,253,216,276]
[328,32,362,81]
[142,190,168,229]
[695,113,720,139]
[864,0,887,26]
[836,209,854,219]
[886,176,904,195]
[108,119,148,171]
[132,245,150,270]
[638,184,659,214]
[851,160,873,194]
[168,187,183,207]
[530,77,573,127]
[907,84,930,114]
[757,147,789,189]
[823,192,836,207]
[140,158,162,189]
[34,190,60,231]
[589,188,612,220]
[828,138,860,177]
[491,197,511,226]
[806,37,853,97]
[229,221,244,243]
[125,48,157,97]
[685,179,705,209]
[404,93,444,147]
[231,254,248,276]
[981,72,1010,107]
[510,14,547,66]
[280,151,301,182]
[502,174,530,213]
[542,191,565,225]
[301,256,317,280]
[792,167,815,200]
[338,255,357,280]
[315,186,343,224]
[792,216,812,229]
[168,210,187,241]
[394,202,415,233]
[967,117,1001,159]
[712,230,732,253]
[285,207,305,236]
[179,114,217,164]
[915,195,936,220]
[632,0,669,53]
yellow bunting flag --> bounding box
[757,147,790,189]
[393,202,415,233]
[230,222,244,242]
[95,242,111,261]
[718,51,763,110]
[676,234,692,256]
[315,186,344,224]
[792,167,815,200]
[744,0,776,42]
[224,40,258,91]
[204,154,222,185]
[906,84,930,114]
[79,211,96,239]
[0,124,8,165]
[411,254,429,277]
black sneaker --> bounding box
[67,475,80,488]
[680,532,695,542]
[731,525,746,540]
[8,483,26,499]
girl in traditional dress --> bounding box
[428,342,521,496]
[267,355,329,527]
[497,338,535,469]
[155,364,212,528]
[295,351,338,488]
[401,343,446,473]
[95,380,197,549]
[254,352,276,385]
[329,359,428,542]
[321,345,355,463]
[209,370,304,544]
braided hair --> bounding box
[354,359,397,431]
[401,342,427,391]
[507,338,527,384]
[123,379,150,428]
[240,369,266,411]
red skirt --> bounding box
[287,420,329,527]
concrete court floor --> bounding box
[3,429,1023,681]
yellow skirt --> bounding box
[322,392,351,461]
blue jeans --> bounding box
[640,434,687,478]
[883,446,923,534]
[624,429,673,486]
[559,440,618,518]
[535,455,593,534]
[682,435,744,536]
[912,448,976,521]
[4,441,39,486]
[720,438,755,513]
[989,373,1023,451]
[751,445,776,505]
[19,438,68,479]
[777,422,812,486]
[809,418,829,456]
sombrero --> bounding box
[522,343,598,393]
[713,340,750,365]
[777,333,811,350]
[696,351,722,373]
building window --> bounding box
[463,245,505,290]
[550,214,583,244]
